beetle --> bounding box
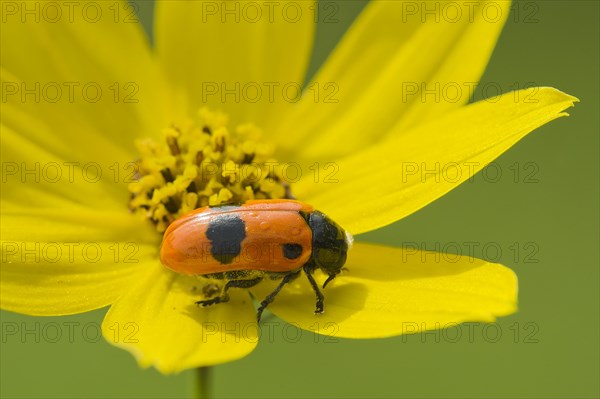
[160,199,352,321]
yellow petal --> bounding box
[1,1,169,161]
[1,242,155,316]
[1,199,158,316]
[297,87,577,235]
[1,122,127,209]
[155,0,316,128]
[1,206,157,244]
[102,263,258,373]
[274,0,510,160]
[251,243,517,338]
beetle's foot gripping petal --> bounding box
[314,300,324,315]
[128,108,293,233]
[195,293,230,307]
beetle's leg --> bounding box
[196,277,263,307]
[256,270,301,322]
[303,264,325,314]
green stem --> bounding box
[195,367,212,399]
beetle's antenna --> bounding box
[322,272,339,289]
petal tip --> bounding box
[540,87,580,106]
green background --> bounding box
[1,1,598,398]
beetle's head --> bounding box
[308,211,353,279]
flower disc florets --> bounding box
[128,108,291,232]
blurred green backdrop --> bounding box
[1,1,598,398]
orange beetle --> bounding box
[160,199,352,321]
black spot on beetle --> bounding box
[206,215,246,264]
[282,243,303,260]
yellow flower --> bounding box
[1,0,577,374]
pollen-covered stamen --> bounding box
[128,108,291,233]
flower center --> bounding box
[128,108,292,233]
